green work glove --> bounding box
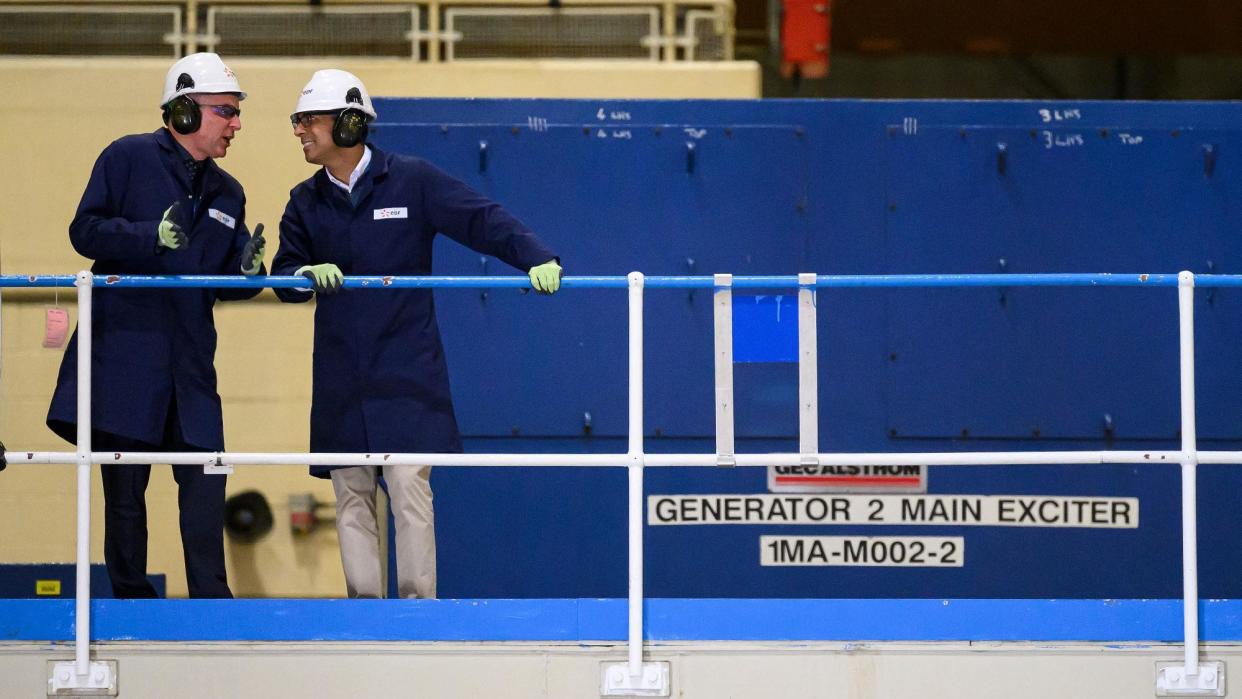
[528,259,562,295]
[296,263,344,295]
[157,201,187,251]
[240,223,265,275]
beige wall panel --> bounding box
[0,641,1234,699]
[0,57,757,598]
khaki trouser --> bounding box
[330,465,436,599]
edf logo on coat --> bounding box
[373,207,408,220]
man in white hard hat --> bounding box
[46,53,267,598]
[272,69,562,599]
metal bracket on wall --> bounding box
[478,140,489,173]
[997,258,1008,307]
[479,256,489,303]
[686,141,697,174]
[1202,144,1217,178]
[1205,260,1215,307]
[713,273,735,467]
[798,272,819,465]
[996,141,1008,176]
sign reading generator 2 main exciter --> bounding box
[648,494,1138,568]
[648,495,1138,527]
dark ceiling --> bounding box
[736,1,1242,54]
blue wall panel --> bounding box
[883,124,1242,440]
[369,99,1242,600]
[392,120,809,439]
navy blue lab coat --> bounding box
[47,128,263,449]
[272,146,556,477]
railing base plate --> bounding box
[1156,660,1225,696]
[47,660,117,696]
[600,661,670,696]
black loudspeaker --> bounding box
[332,87,369,148]
[223,490,274,543]
[164,73,200,135]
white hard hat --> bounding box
[293,69,377,120]
[160,53,245,107]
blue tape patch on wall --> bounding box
[732,295,798,363]
[2,598,1238,643]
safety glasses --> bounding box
[290,112,336,128]
[200,103,241,120]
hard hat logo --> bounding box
[222,66,235,79]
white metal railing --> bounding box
[202,5,422,59]
[444,7,660,61]
[192,0,733,61]
[681,8,727,61]
[2,270,1235,695]
[0,0,734,61]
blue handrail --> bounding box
[2,272,1240,289]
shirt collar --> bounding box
[173,140,204,184]
[156,127,212,190]
[325,146,372,193]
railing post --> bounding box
[74,270,93,676]
[427,1,441,63]
[49,272,116,694]
[626,271,644,675]
[1156,270,1223,695]
[1178,270,1200,676]
[600,272,668,695]
[185,0,198,54]
[662,2,676,61]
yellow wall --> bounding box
[0,57,758,597]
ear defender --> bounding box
[331,87,369,148]
[165,73,200,135]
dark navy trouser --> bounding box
[96,399,231,599]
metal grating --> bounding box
[445,8,658,60]
[205,6,420,58]
[0,6,180,57]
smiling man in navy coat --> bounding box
[273,69,561,599]
[46,53,267,598]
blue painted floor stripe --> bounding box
[2,599,1237,643]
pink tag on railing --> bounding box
[43,307,68,348]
